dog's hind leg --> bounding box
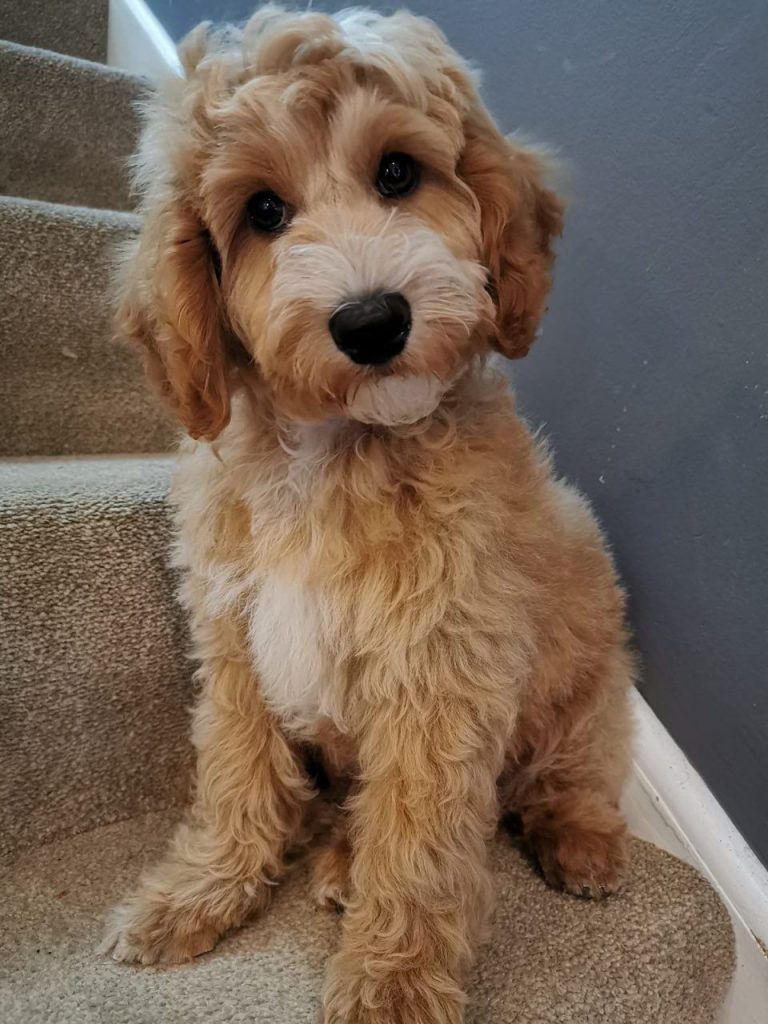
[100,618,314,965]
[312,822,351,911]
[503,647,634,900]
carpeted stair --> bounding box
[0,3,737,1022]
[0,197,171,455]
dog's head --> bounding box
[119,6,564,437]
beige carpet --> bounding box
[0,196,174,456]
[0,0,182,867]
[0,0,108,62]
[0,456,189,863]
[0,811,735,1024]
[0,40,142,211]
[0,3,737,1021]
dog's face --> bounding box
[208,80,492,427]
[120,8,563,437]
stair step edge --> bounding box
[0,454,178,509]
[0,193,141,225]
[0,36,147,88]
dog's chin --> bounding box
[344,375,446,426]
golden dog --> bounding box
[102,8,634,1022]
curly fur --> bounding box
[101,8,634,1023]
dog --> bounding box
[101,7,634,1022]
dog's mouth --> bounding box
[343,373,446,425]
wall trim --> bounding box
[624,691,768,1022]
[107,0,181,79]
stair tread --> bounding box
[0,192,140,225]
[0,36,141,83]
[0,453,176,502]
[0,39,144,211]
[0,195,174,457]
[0,0,109,63]
[0,810,735,1023]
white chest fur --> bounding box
[248,571,335,733]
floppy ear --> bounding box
[116,198,231,441]
[459,110,564,359]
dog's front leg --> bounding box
[323,694,507,1024]
[101,632,313,965]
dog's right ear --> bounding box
[116,197,231,442]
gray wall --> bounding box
[149,1,768,867]
[149,0,258,39]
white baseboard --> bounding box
[624,691,768,1023]
[107,0,181,79]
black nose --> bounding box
[329,291,411,365]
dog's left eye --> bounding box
[375,152,419,198]
[246,191,289,234]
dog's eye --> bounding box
[246,191,289,234]
[375,152,419,198]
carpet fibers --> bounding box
[0,811,735,1024]
[0,197,174,456]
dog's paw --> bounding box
[313,875,348,913]
[323,989,464,1024]
[323,953,465,1024]
[533,822,628,899]
[312,836,350,912]
[98,896,220,965]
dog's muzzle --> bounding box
[329,291,411,366]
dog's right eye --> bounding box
[376,152,419,199]
[246,191,289,234]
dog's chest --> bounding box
[247,571,336,733]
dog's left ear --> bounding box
[459,110,565,359]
